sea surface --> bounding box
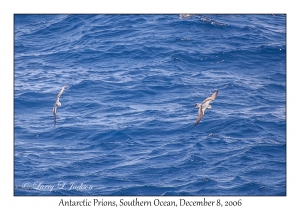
[14,14,286,196]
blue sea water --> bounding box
[14,14,286,196]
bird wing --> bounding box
[202,90,218,103]
[53,105,57,123]
[194,107,204,126]
[56,85,66,100]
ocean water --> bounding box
[14,14,286,196]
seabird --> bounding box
[194,90,218,126]
[53,84,67,124]
[179,14,193,19]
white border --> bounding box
[3,0,297,209]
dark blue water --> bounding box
[14,14,286,196]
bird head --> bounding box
[194,103,201,108]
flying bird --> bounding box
[179,14,193,19]
[53,84,67,124]
[194,90,218,126]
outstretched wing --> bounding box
[53,105,57,124]
[203,90,218,103]
[194,108,204,126]
[56,84,67,100]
